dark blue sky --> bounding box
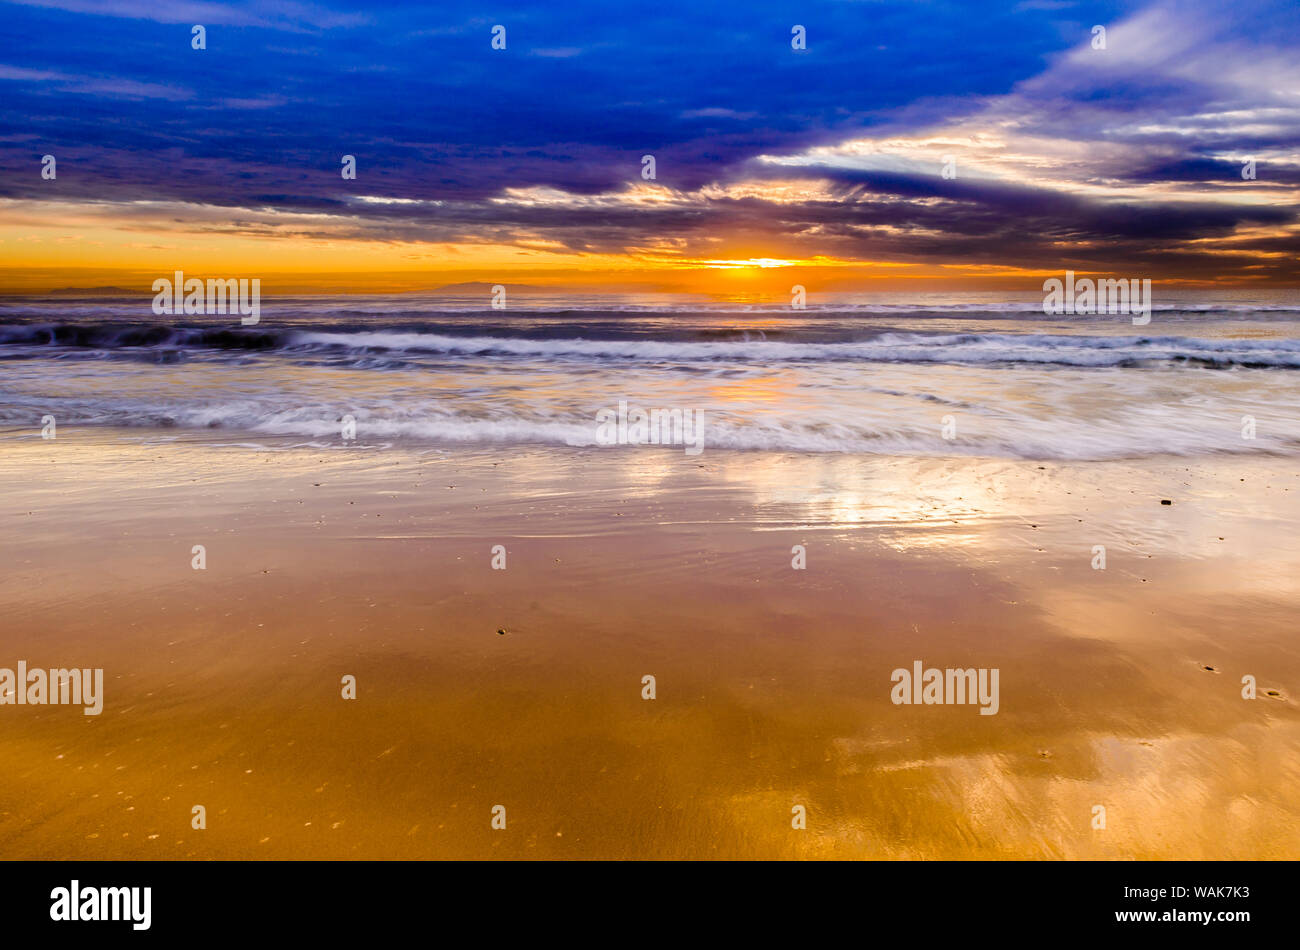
[2,0,1298,284]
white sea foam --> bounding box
[2,299,1297,460]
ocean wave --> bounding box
[1,401,1292,460]
[3,323,1299,368]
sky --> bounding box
[1,0,1297,293]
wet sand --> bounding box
[0,429,1297,858]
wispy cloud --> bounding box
[7,0,369,30]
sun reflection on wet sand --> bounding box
[0,432,1296,858]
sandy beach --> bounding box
[1,428,1296,859]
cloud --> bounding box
[0,0,1297,281]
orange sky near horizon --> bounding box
[1,216,1283,295]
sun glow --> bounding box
[700,258,798,269]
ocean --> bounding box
[2,290,1297,460]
